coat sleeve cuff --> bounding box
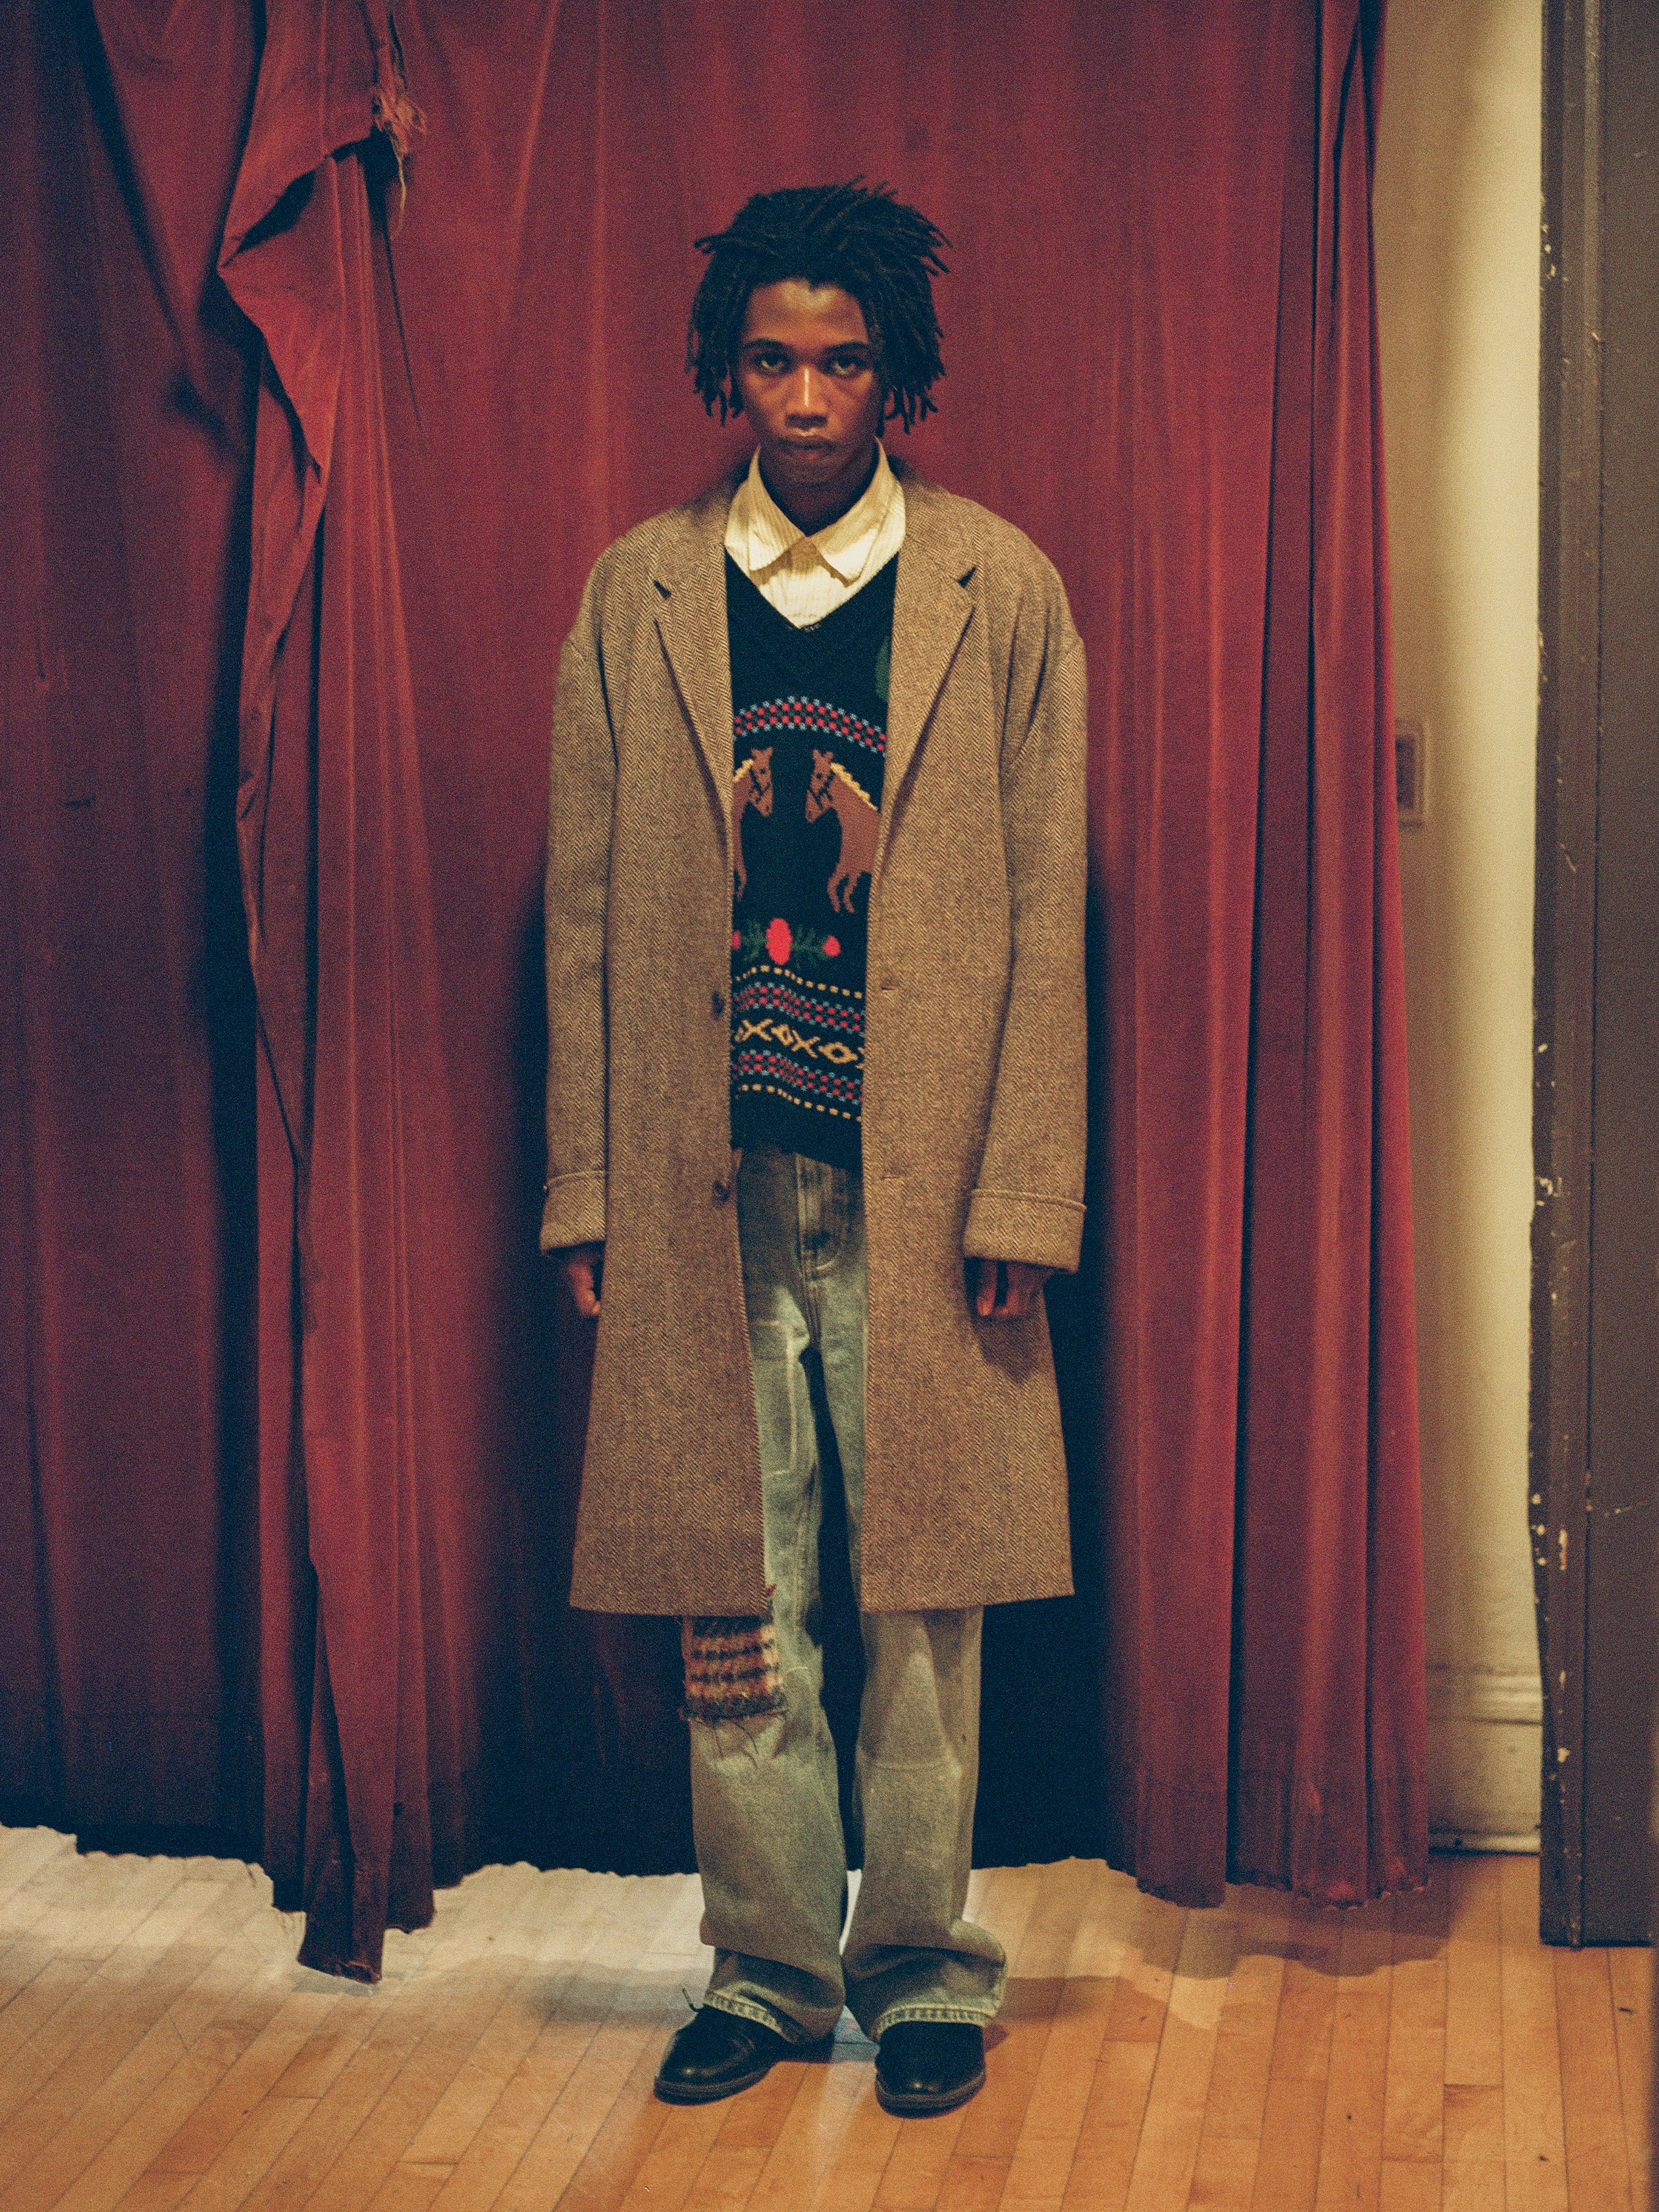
[540,1172,607,1253]
[962,1187,1085,1272]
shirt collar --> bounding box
[729,443,897,585]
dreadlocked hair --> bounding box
[687,181,950,433]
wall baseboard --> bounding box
[1426,1664,1542,1847]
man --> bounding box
[542,182,1086,2115]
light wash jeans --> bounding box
[691,1144,1006,2043]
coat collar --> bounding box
[648,460,978,840]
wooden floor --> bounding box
[0,1829,1648,2212]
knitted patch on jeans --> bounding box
[681,1600,787,1723]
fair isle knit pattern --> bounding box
[735,695,886,770]
[727,553,896,1172]
[681,1606,787,1723]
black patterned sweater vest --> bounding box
[726,550,897,1172]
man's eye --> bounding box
[752,351,787,373]
[830,354,868,375]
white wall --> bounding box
[1373,0,1543,1847]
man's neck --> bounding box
[758,443,881,535]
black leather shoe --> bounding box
[874,2021,987,2115]
[654,2006,802,2104]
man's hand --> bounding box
[972,1258,1053,1321]
[557,1241,604,1319]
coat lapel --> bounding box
[653,485,736,803]
[882,474,974,851]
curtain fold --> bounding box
[0,0,263,1850]
[1,0,1426,1970]
[1228,0,1427,1902]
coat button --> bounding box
[711,990,725,1017]
[712,1177,731,1204]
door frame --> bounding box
[1533,0,1659,1946]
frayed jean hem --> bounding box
[864,2000,997,2039]
[700,1990,831,2045]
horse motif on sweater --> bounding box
[804,749,880,914]
[731,746,774,898]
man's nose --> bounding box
[784,367,828,421]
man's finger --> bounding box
[971,1260,1054,1320]
[559,1245,603,1320]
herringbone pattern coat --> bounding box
[542,466,1087,1614]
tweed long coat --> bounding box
[542,463,1088,1615]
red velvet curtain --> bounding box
[1,0,1425,1976]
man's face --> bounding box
[733,279,885,526]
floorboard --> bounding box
[0,1833,1645,2212]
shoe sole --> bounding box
[874,2061,986,2117]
